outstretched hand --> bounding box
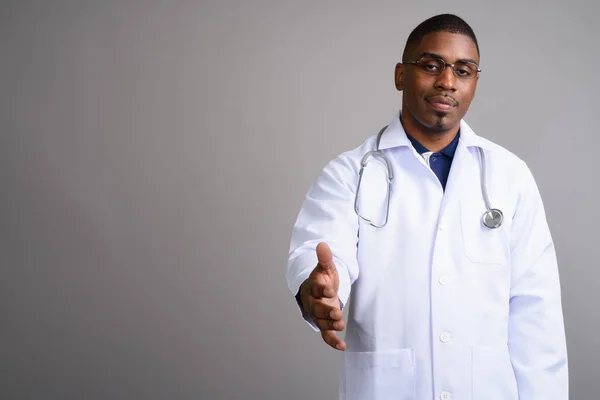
[299,242,346,351]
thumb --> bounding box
[316,242,336,273]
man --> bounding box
[286,13,568,400]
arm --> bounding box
[286,153,360,331]
[508,161,568,399]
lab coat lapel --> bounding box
[439,139,477,223]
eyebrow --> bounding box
[419,52,479,65]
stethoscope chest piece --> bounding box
[482,208,503,229]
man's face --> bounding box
[395,31,480,134]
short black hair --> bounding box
[402,14,479,61]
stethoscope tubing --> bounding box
[355,127,503,229]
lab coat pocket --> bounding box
[460,199,509,265]
[340,348,415,400]
[472,345,518,400]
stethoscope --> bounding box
[354,127,504,229]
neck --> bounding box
[400,112,460,152]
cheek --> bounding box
[460,95,475,112]
[403,75,429,94]
[403,82,426,105]
[461,84,477,105]
[460,95,472,107]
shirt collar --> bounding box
[377,111,491,152]
[406,131,460,158]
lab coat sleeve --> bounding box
[508,161,568,399]
[286,153,360,331]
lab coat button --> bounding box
[440,391,451,400]
[438,276,449,285]
[440,332,452,343]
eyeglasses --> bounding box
[402,57,481,80]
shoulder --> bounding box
[311,135,379,194]
[462,120,538,198]
[324,135,378,173]
[464,123,530,177]
[478,137,525,166]
[470,132,540,208]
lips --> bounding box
[426,95,458,110]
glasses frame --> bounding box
[402,57,482,80]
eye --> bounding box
[420,59,442,73]
[455,63,477,78]
[455,68,471,77]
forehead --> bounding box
[410,31,479,63]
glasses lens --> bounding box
[419,58,445,75]
[416,58,479,79]
[453,61,478,79]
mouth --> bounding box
[426,96,458,111]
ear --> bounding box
[394,63,404,91]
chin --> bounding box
[426,117,454,132]
[431,112,462,130]
[404,106,460,133]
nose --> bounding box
[435,65,456,91]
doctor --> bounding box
[286,13,568,400]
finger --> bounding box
[311,301,342,320]
[310,281,337,299]
[301,279,330,306]
[314,318,345,332]
[321,330,346,351]
[316,242,336,273]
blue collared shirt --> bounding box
[406,132,460,190]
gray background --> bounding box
[1,1,597,399]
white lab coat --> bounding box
[286,112,568,400]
